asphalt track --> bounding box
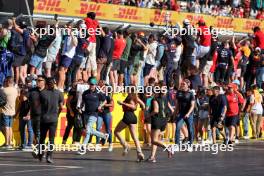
[0,141,264,176]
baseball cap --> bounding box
[183,19,190,26]
[197,19,205,24]
[89,77,97,85]
[255,47,261,52]
[232,79,240,86]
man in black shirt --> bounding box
[209,86,227,144]
[175,79,195,148]
[215,41,234,83]
[38,77,64,163]
[78,77,109,154]
[28,75,45,147]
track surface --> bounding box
[0,141,264,176]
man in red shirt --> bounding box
[110,30,126,89]
[197,19,212,88]
[84,12,100,80]
[225,83,244,144]
[253,26,264,51]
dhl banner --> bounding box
[33,0,264,33]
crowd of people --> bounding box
[0,10,264,164]
[90,0,264,19]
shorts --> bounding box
[13,54,26,67]
[143,63,154,77]
[225,115,239,127]
[43,61,53,69]
[59,55,73,68]
[197,45,210,59]
[210,116,220,128]
[203,61,213,75]
[86,42,97,71]
[111,60,120,71]
[119,60,128,74]
[144,111,151,124]
[166,113,175,123]
[151,115,167,132]
[199,110,209,119]
[29,54,44,69]
[1,114,13,127]
[122,111,137,125]
[80,57,88,69]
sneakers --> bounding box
[108,144,113,152]
[243,135,250,140]
[146,157,157,163]
[95,144,101,151]
[186,145,193,152]
[235,139,239,144]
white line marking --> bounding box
[235,147,264,151]
[3,168,68,174]
[0,164,82,168]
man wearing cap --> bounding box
[38,77,64,163]
[78,77,109,154]
[225,83,244,144]
[197,19,212,88]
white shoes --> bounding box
[108,144,113,152]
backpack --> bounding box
[7,29,26,56]
[0,89,7,108]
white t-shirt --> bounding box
[61,35,77,58]
[145,41,158,66]
[250,95,263,115]
[76,84,89,109]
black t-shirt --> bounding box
[151,96,168,118]
[67,89,78,114]
[99,95,112,116]
[19,100,30,118]
[35,35,55,58]
[176,90,195,115]
[28,87,42,117]
[82,89,105,117]
[217,48,233,64]
[40,89,64,123]
[209,94,227,118]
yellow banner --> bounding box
[33,0,264,33]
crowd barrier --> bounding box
[0,93,263,146]
[33,0,264,33]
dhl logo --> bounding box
[216,18,234,28]
[243,20,261,31]
[152,10,171,24]
[114,8,140,20]
[186,15,204,25]
[78,3,105,17]
[36,0,65,13]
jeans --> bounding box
[137,61,144,87]
[32,118,40,144]
[256,67,264,88]
[83,115,106,145]
[243,113,249,136]
[124,65,133,86]
[65,56,82,89]
[175,113,194,144]
[19,118,33,148]
[96,113,112,144]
